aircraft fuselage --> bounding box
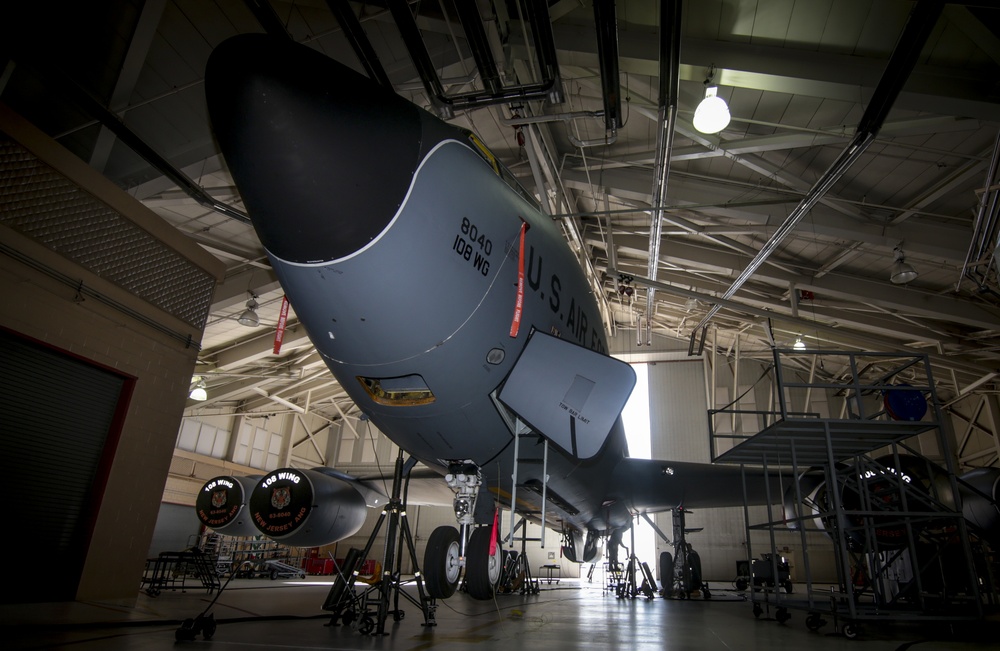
[207,34,631,536]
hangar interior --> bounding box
[1,0,1000,641]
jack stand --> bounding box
[615,522,656,600]
[500,516,539,595]
[322,450,435,635]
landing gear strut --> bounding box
[422,462,500,601]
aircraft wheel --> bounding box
[806,613,826,631]
[658,551,673,594]
[201,614,217,640]
[424,526,462,598]
[466,526,501,600]
[175,619,197,641]
[688,550,703,591]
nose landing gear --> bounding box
[423,462,501,601]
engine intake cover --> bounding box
[195,475,260,537]
[248,468,367,547]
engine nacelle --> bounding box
[959,466,1000,546]
[784,456,1000,550]
[248,467,367,547]
[195,475,261,537]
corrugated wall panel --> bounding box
[649,360,710,461]
[0,134,216,329]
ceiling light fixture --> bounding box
[890,246,918,285]
[693,66,731,134]
[793,335,806,351]
[189,376,208,401]
[238,291,260,327]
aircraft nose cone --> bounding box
[206,34,421,264]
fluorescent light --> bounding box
[693,86,730,134]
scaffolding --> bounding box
[709,349,996,637]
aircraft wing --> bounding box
[607,457,786,513]
[354,466,455,507]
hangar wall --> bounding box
[0,105,224,604]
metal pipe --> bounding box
[592,0,623,130]
[499,109,605,126]
[509,427,521,547]
[244,0,293,41]
[568,129,618,148]
[957,128,1000,289]
[453,0,502,95]
[523,0,564,104]
[541,440,549,548]
[388,0,561,116]
[646,0,682,335]
[325,0,392,88]
[386,0,449,116]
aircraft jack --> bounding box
[321,451,435,635]
[608,522,656,600]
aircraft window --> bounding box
[357,374,435,406]
[467,132,499,174]
[465,132,540,211]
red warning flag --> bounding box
[273,295,290,354]
[509,220,528,337]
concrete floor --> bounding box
[3,576,999,650]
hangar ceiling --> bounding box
[2,1,999,430]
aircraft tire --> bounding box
[466,526,501,600]
[424,526,462,598]
[689,550,703,591]
[659,551,673,594]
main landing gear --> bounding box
[423,463,502,601]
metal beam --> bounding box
[89,0,166,173]
[527,20,1000,121]
[204,322,312,371]
[607,234,1000,331]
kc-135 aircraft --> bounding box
[195,34,1000,601]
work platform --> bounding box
[708,349,997,638]
[714,417,936,467]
